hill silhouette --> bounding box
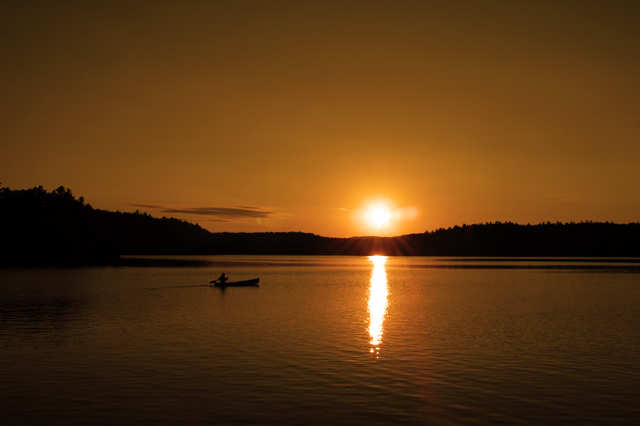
[0,185,211,265]
[1,185,639,266]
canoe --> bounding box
[213,278,259,287]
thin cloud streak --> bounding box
[130,204,273,220]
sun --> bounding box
[357,198,418,234]
[361,202,394,230]
[371,207,390,227]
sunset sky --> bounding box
[2,0,639,237]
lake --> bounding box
[1,256,639,425]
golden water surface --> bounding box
[1,256,639,425]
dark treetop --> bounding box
[1,185,639,266]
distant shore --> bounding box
[2,185,639,266]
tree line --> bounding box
[1,185,638,266]
[0,185,211,265]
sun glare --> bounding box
[358,199,418,233]
[371,207,390,227]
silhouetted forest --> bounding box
[1,185,639,266]
[0,185,211,265]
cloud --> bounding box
[130,204,273,221]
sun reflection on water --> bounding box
[368,256,389,354]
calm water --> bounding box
[1,256,639,425]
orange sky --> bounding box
[2,1,639,237]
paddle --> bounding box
[209,280,219,284]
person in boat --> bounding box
[217,273,229,284]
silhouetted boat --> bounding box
[212,278,260,287]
